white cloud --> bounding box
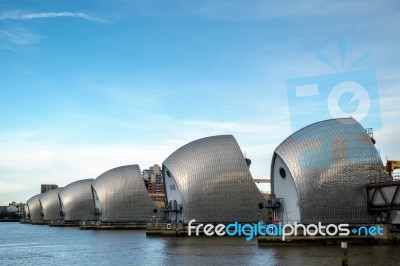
[0,114,289,204]
[0,10,104,50]
[1,104,398,205]
[0,139,176,202]
[0,11,104,23]
[0,26,41,46]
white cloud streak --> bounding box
[0,114,286,203]
[0,11,103,50]
[0,11,104,22]
[0,26,41,46]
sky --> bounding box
[0,1,399,205]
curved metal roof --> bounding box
[39,188,62,221]
[92,165,159,222]
[26,194,42,220]
[163,135,265,223]
[58,179,95,221]
[272,117,390,223]
[24,204,29,219]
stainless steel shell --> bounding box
[58,179,95,221]
[39,188,62,221]
[272,118,389,224]
[163,135,266,223]
[26,194,42,220]
[92,165,160,222]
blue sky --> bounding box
[0,1,399,204]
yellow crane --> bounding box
[386,160,400,177]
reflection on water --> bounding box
[0,223,399,266]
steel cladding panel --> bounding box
[163,135,265,223]
[26,194,42,220]
[24,204,29,219]
[92,165,159,222]
[40,188,62,221]
[272,118,389,224]
[58,179,95,221]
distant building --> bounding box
[0,205,19,220]
[143,164,165,206]
[0,206,7,214]
[7,202,26,217]
[41,184,58,194]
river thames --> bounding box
[0,222,399,265]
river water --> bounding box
[0,222,398,265]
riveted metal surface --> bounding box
[26,194,42,220]
[92,165,160,222]
[39,188,62,221]
[163,135,265,223]
[272,118,390,224]
[58,179,95,221]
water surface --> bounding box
[0,223,398,265]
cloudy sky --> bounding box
[0,1,399,204]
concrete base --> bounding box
[19,219,72,226]
[0,219,20,222]
[48,220,80,227]
[80,221,147,230]
[30,220,46,225]
[146,223,186,236]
